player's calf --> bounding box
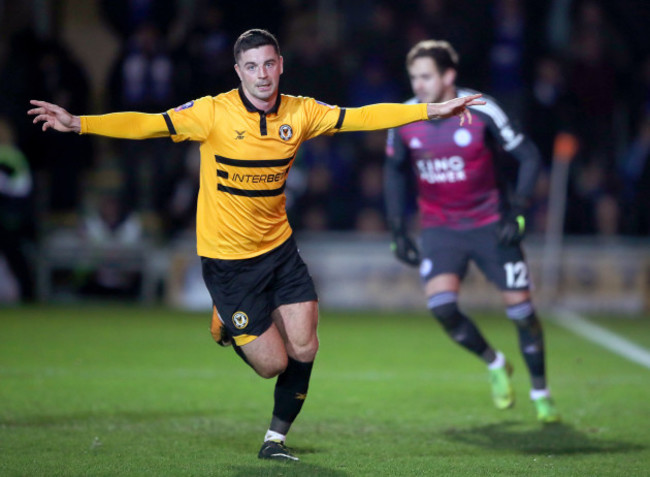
[428,291,490,357]
[507,301,546,389]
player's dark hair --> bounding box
[406,40,459,73]
[234,29,280,62]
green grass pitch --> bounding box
[1,305,649,476]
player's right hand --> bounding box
[497,208,526,245]
[497,196,528,245]
[390,221,420,267]
[28,100,81,133]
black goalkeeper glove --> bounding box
[389,218,420,266]
[497,199,527,246]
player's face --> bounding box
[407,57,455,103]
[235,45,283,104]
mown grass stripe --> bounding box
[552,310,650,369]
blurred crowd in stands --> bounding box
[1,0,649,301]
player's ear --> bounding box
[234,63,243,81]
[279,55,284,75]
[443,68,456,88]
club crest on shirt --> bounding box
[174,100,194,112]
[420,258,433,277]
[232,311,249,329]
[453,128,472,147]
[279,124,293,141]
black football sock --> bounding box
[429,292,492,362]
[507,301,547,389]
[269,358,313,435]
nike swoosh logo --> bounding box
[271,453,299,461]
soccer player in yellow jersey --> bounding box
[29,29,484,461]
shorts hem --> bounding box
[233,333,259,346]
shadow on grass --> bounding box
[2,412,350,476]
[441,420,645,455]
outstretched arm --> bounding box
[339,93,485,132]
[28,100,170,139]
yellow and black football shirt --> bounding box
[80,87,428,259]
[164,87,349,259]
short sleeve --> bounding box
[164,96,215,143]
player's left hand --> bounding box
[427,93,486,125]
[498,207,526,245]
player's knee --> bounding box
[290,336,319,363]
[506,301,540,330]
[428,292,461,331]
[256,354,289,379]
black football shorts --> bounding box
[201,236,318,347]
[419,222,530,291]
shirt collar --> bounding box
[238,85,281,114]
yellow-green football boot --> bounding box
[533,395,561,423]
[488,360,515,410]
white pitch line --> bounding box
[551,310,650,369]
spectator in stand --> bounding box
[281,12,346,105]
[344,2,407,90]
[630,55,650,130]
[288,136,357,231]
[0,29,42,146]
[0,116,34,302]
[108,23,178,112]
[32,41,93,213]
[526,55,572,166]
[565,1,630,170]
[619,117,650,235]
[354,161,387,233]
[406,0,490,90]
[1,32,92,215]
[488,0,527,121]
[164,143,200,239]
[107,22,180,213]
[100,0,177,40]
[179,3,233,98]
[565,156,620,235]
[347,56,402,107]
[78,189,144,298]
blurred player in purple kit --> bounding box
[385,40,559,422]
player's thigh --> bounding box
[501,289,532,306]
[419,227,470,288]
[470,223,531,291]
[272,301,319,362]
[268,236,319,361]
[270,236,318,309]
[240,323,288,378]
[201,253,277,348]
[424,273,462,296]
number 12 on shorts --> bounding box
[504,261,529,288]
